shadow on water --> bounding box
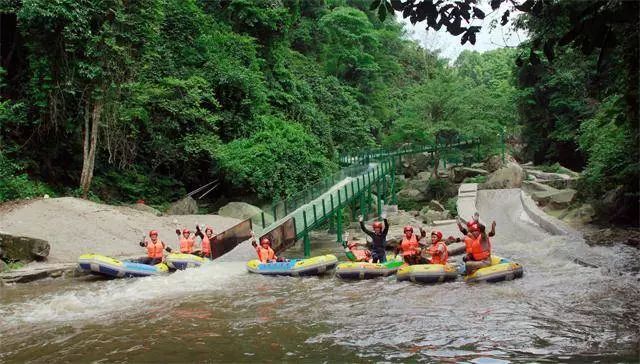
[1,190,639,362]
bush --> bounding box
[217,116,338,200]
[446,197,458,217]
[463,175,487,184]
[0,152,53,202]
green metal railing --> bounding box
[249,137,481,257]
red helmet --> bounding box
[467,221,479,232]
[403,226,413,233]
[261,237,271,246]
[431,230,443,240]
[149,230,158,237]
[372,221,383,230]
[205,226,214,234]
[182,228,190,234]
[347,241,357,248]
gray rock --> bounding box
[0,260,8,273]
[418,207,450,224]
[532,188,577,208]
[480,162,525,189]
[397,188,428,203]
[218,201,263,221]
[526,169,572,181]
[129,203,162,216]
[484,154,518,173]
[522,181,558,195]
[451,167,489,183]
[0,233,50,262]
[562,204,596,225]
[167,196,198,215]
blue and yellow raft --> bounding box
[246,254,338,276]
[464,255,524,284]
[77,253,169,278]
[165,253,206,270]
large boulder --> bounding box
[561,204,596,225]
[418,207,450,224]
[167,196,198,215]
[451,167,489,183]
[0,232,50,262]
[522,181,558,195]
[218,201,263,220]
[532,188,577,209]
[595,185,639,224]
[402,152,433,177]
[403,172,432,194]
[397,188,428,209]
[484,154,517,173]
[480,162,525,189]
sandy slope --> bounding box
[0,197,240,263]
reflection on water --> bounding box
[1,191,639,362]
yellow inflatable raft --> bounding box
[77,254,169,278]
[246,254,338,276]
[165,253,206,270]
[335,260,404,280]
[464,256,524,283]
[396,263,458,284]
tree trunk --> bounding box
[80,99,102,198]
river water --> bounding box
[1,190,639,363]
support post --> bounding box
[335,207,343,243]
[303,210,310,257]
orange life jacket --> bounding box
[201,235,211,255]
[464,235,475,254]
[146,240,165,259]
[469,235,491,261]
[180,237,195,253]
[428,241,448,265]
[257,246,275,263]
[400,234,419,256]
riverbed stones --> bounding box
[418,207,450,224]
[0,232,50,262]
[167,196,198,215]
[532,188,577,209]
[480,162,524,189]
[484,154,517,173]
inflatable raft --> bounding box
[165,253,206,270]
[396,263,458,284]
[335,257,404,280]
[464,255,523,283]
[246,254,338,276]
[77,254,168,278]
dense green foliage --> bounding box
[0,0,424,202]
[514,1,639,218]
[0,0,636,224]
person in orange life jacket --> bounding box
[139,230,172,265]
[175,228,195,254]
[250,232,280,263]
[342,238,372,262]
[425,230,449,265]
[459,220,496,273]
[359,213,389,263]
[394,225,426,265]
[194,225,215,259]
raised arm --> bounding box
[382,217,389,236]
[489,221,496,237]
[359,216,375,238]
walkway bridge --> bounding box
[249,138,480,257]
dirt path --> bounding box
[0,197,241,263]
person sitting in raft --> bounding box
[139,230,172,265]
[457,218,496,273]
[342,239,372,262]
[194,225,215,259]
[457,212,480,234]
[425,230,449,265]
[250,232,280,263]
[359,212,389,263]
[176,228,195,254]
[394,225,426,265]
